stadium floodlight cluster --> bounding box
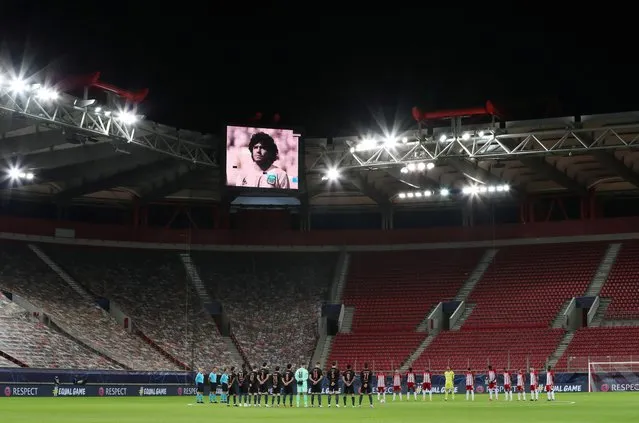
[400,162,435,173]
[396,184,510,201]
[397,189,447,200]
[461,184,511,194]
[0,69,216,166]
[0,73,140,126]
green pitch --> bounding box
[1,393,635,422]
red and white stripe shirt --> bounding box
[546,371,554,385]
[376,373,385,387]
[393,373,401,386]
[529,371,538,386]
[465,372,474,385]
[406,372,416,384]
[422,372,431,384]
[517,372,525,387]
[488,370,496,383]
[503,371,511,386]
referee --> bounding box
[195,369,205,404]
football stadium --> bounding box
[1,68,639,423]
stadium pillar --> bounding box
[299,194,311,232]
[381,204,393,229]
[462,203,474,227]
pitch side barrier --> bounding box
[0,368,191,385]
[0,371,593,397]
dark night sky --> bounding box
[1,3,636,136]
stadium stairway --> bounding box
[454,248,499,302]
[450,304,476,331]
[310,335,334,369]
[180,253,245,366]
[551,299,574,328]
[400,334,436,371]
[548,243,621,368]
[0,348,27,367]
[585,243,622,296]
[589,298,611,327]
[329,250,350,303]
[340,307,354,333]
[28,244,93,302]
[547,330,575,368]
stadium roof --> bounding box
[2,73,639,209]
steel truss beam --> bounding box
[0,89,216,167]
[308,122,639,172]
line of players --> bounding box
[193,362,558,407]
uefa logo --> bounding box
[476,385,484,393]
[4,387,10,397]
[600,384,610,392]
[177,387,183,396]
[98,387,105,397]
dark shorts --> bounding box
[328,381,339,393]
[230,383,239,394]
[310,382,322,393]
[271,384,281,394]
[210,382,218,392]
[258,383,268,394]
[249,384,258,394]
[360,383,372,394]
[221,383,228,392]
[344,384,355,395]
[283,384,294,395]
[197,383,204,393]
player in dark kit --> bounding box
[327,361,341,407]
[342,364,356,407]
[282,364,295,407]
[248,365,259,406]
[228,366,238,407]
[359,363,374,408]
[309,361,324,407]
[257,363,269,406]
[237,364,248,407]
[270,366,282,407]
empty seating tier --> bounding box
[45,245,230,370]
[194,252,336,368]
[328,332,424,371]
[413,328,565,371]
[556,327,639,371]
[343,249,485,332]
[601,241,639,320]
[0,294,117,369]
[463,243,606,329]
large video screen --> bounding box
[226,126,300,190]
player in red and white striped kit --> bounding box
[529,367,539,401]
[405,368,417,400]
[421,370,432,401]
[376,371,386,403]
[392,370,402,401]
[545,366,556,401]
[465,368,475,401]
[516,369,526,401]
[502,369,513,401]
[487,365,498,401]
